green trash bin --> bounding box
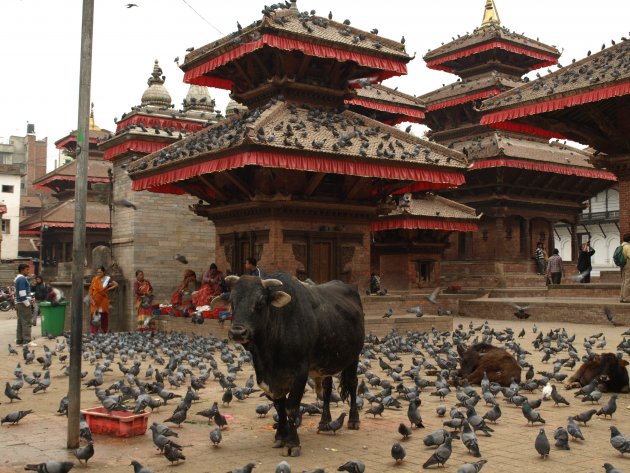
[39,301,68,337]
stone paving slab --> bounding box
[0,310,628,473]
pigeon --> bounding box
[482,404,501,423]
[566,416,584,440]
[407,399,424,428]
[457,460,488,473]
[214,410,228,429]
[151,422,178,438]
[461,421,481,457]
[276,461,291,473]
[550,385,570,406]
[164,408,187,427]
[553,426,570,450]
[365,402,384,417]
[597,395,618,418]
[535,428,550,458]
[337,460,365,473]
[174,254,188,264]
[130,460,153,473]
[603,464,624,473]
[1,409,33,425]
[510,303,530,319]
[113,199,137,210]
[125,3,139,8]
[317,412,346,434]
[425,287,441,304]
[209,427,222,446]
[398,422,412,439]
[609,426,630,455]
[163,443,185,464]
[407,306,423,317]
[5,381,21,402]
[79,413,93,442]
[572,409,597,425]
[24,462,75,473]
[424,429,455,446]
[423,436,452,468]
[33,371,51,393]
[522,402,545,425]
[382,308,393,319]
[228,463,257,473]
[73,442,94,465]
[391,441,406,463]
[542,383,553,400]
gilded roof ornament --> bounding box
[481,0,501,28]
[141,60,172,107]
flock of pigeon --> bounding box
[1,317,629,472]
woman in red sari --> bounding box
[193,263,225,307]
[134,270,153,330]
[171,269,197,307]
[88,266,118,333]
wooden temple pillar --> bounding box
[570,223,579,261]
[522,217,531,258]
[494,217,505,259]
[617,176,630,240]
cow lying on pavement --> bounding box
[213,273,365,457]
[565,353,630,393]
[456,343,522,386]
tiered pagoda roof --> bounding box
[20,199,110,234]
[129,0,469,210]
[33,157,111,194]
[423,0,559,77]
[347,83,425,124]
[102,61,218,161]
[55,106,112,158]
[481,39,630,155]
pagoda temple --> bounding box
[99,61,217,323]
[127,0,472,286]
[19,108,112,274]
[480,39,630,235]
[419,0,617,287]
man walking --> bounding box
[15,263,35,347]
[546,248,564,285]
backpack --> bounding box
[613,244,626,267]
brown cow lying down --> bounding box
[456,343,521,386]
[565,353,630,393]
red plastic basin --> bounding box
[81,406,149,437]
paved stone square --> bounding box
[0,309,628,473]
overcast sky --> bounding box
[1,0,628,169]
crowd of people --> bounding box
[534,241,595,286]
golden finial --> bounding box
[481,0,501,28]
[88,102,101,131]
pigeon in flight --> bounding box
[510,302,530,319]
[174,254,188,264]
[113,199,137,210]
[425,287,442,305]
[126,3,139,8]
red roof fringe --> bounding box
[184,34,407,89]
[21,222,111,230]
[346,98,425,119]
[103,140,169,161]
[490,121,566,139]
[55,135,101,150]
[131,150,464,192]
[426,41,558,72]
[371,218,478,232]
[471,158,617,181]
[427,89,501,111]
[116,115,205,134]
[481,81,630,124]
[34,175,110,189]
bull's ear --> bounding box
[225,275,240,286]
[210,292,230,307]
[620,359,629,367]
[270,290,291,308]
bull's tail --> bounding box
[339,359,359,403]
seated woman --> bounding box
[171,269,197,308]
[134,270,153,329]
[193,263,225,307]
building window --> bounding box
[1,219,10,234]
[2,185,14,193]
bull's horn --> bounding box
[262,278,283,288]
[225,275,240,285]
[210,292,230,307]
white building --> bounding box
[555,186,619,274]
[0,164,24,260]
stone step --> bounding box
[546,283,620,298]
[458,297,630,326]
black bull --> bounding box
[216,273,365,456]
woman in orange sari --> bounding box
[171,269,197,308]
[134,270,153,330]
[89,266,118,334]
[193,263,225,307]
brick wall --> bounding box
[111,156,216,327]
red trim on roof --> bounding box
[55,135,100,150]
[103,140,169,161]
[371,217,478,232]
[21,222,111,230]
[146,184,188,195]
[34,175,110,189]
[116,115,205,134]
[427,89,501,111]
[184,34,407,89]
[346,98,425,120]
[426,41,558,72]
[471,158,617,180]
[131,150,464,192]
[490,121,566,140]
[481,80,630,124]
[19,230,40,236]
